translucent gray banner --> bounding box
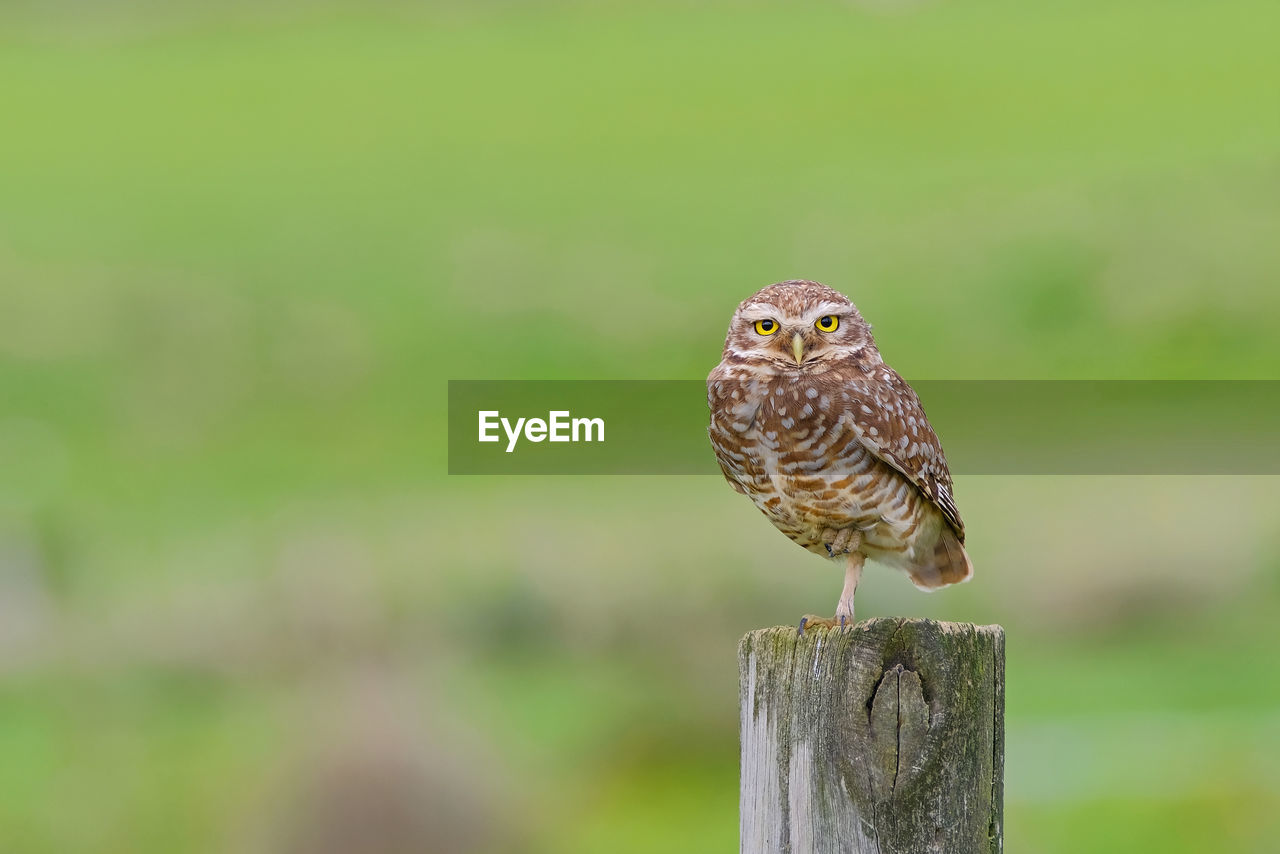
[448,380,1280,475]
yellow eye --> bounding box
[754,319,779,336]
[815,315,839,333]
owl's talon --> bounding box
[824,543,833,557]
[797,616,808,637]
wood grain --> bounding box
[739,618,1004,854]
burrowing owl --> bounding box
[707,280,972,629]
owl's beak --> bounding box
[791,333,806,365]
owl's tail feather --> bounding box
[907,526,974,591]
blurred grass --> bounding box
[1,1,1279,852]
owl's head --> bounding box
[722,280,878,371]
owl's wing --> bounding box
[841,368,965,540]
[706,364,760,494]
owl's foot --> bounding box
[796,613,854,636]
[797,614,836,636]
[822,527,863,557]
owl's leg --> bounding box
[835,551,864,629]
[798,536,865,635]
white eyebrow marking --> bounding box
[800,301,851,320]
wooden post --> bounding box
[739,618,1004,854]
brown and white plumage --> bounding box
[707,280,971,626]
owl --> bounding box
[707,280,972,630]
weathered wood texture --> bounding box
[739,618,1004,854]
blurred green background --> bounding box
[2,1,1279,852]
